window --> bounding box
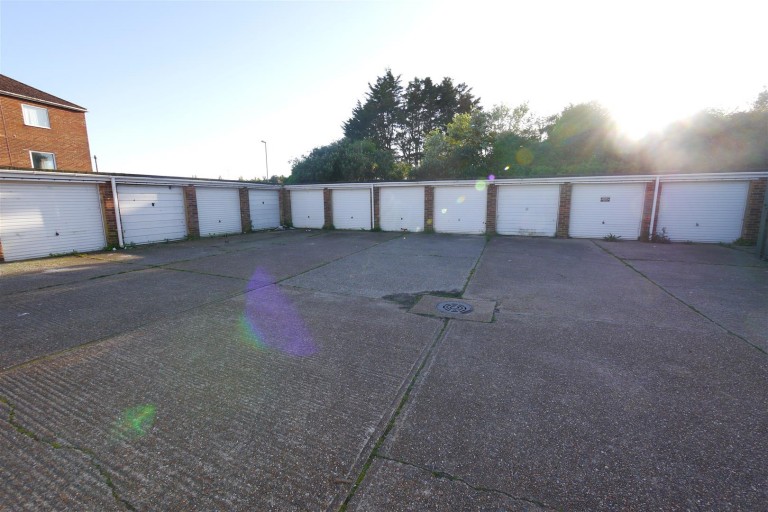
[22,104,50,128]
[30,151,56,170]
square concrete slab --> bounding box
[409,295,496,322]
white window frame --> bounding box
[22,104,51,129]
[29,151,57,170]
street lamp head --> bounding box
[261,140,266,144]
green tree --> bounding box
[288,138,398,184]
[343,70,403,152]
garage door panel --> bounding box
[569,183,646,239]
[657,181,748,243]
[332,189,371,230]
[249,190,280,230]
[0,182,106,261]
[196,187,242,236]
[291,190,324,229]
[117,185,187,245]
[496,185,559,236]
[380,187,424,232]
[434,186,487,234]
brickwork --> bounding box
[0,238,5,262]
[639,181,656,241]
[280,189,291,226]
[486,184,497,235]
[183,186,200,238]
[556,183,572,238]
[0,96,92,172]
[742,178,767,243]
[98,183,120,247]
[373,187,381,230]
[323,188,333,229]
[424,186,434,232]
[652,183,664,237]
[239,188,251,233]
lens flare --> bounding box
[456,196,465,204]
[241,268,317,357]
[516,148,534,165]
[475,180,486,191]
[488,174,495,181]
[114,404,156,439]
[441,208,447,214]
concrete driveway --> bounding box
[0,231,766,510]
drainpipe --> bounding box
[648,176,660,239]
[370,183,375,230]
[111,176,124,248]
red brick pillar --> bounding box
[742,178,767,243]
[239,188,251,233]
[183,185,200,238]
[323,188,333,229]
[639,181,656,241]
[486,183,497,235]
[652,183,664,238]
[0,239,5,262]
[98,183,120,248]
[556,183,572,238]
[373,187,381,230]
[424,185,435,233]
[280,189,292,227]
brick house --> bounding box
[0,75,92,172]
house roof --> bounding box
[0,75,87,112]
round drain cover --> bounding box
[436,301,473,314]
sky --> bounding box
[1,0,766,180]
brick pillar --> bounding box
[486,183,497,235]
[652,183,664,237]
[424,185,434,232]
[0,239,5,262]
[373,186,381,230]
[323,188,333,229]
[741,178,767,243]
[279,189,291,226]
[98,183,120,248]
[183,185,200,238]
[239,188,251,233]
[556,183,572,238]
[639,181,656,241]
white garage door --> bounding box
[656,181,749,243]
[117,185,187,245]
[569,183,646,239]
[196,187,242,236]
[379,186,424,232]
[434,186,487,234]
[249,189,280,230]
[332,189,371,230]
[0,181,105,261]
[496,185,559,236]
[290,189,324,229]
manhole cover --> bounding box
[436,301,474,314]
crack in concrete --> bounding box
[593,241,767,355]
[0,395,136,511]
[375,455,555,510]
[337,319,451,512]
[338,236,491,511]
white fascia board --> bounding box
[0,169,280,189]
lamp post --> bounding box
[260,140,269,180]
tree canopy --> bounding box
[288,74,768,184]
